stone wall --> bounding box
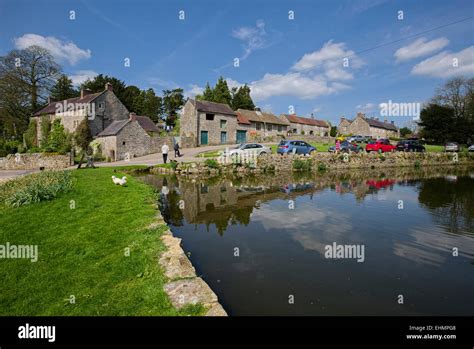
[2,153,72,170]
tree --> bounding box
[330,126,338,137]
[419,104,455,143]
[50,74,78,101]
[399,127,412,138]
[212,76,232,105]
[40,115,51,147]
[201,83,214,101]
[162,88,184,126]
[0,46,60,137]
[122,85,142,112]
[46,119,71,154]
[23,119,37,150]
[231,84,255,110]
[142,88,162,123]
[74,118,93,168]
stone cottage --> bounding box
[280,114,330,136]
[180,99,245,147]
[96,113,165,161]
[32,83,129,144]
[337,112,399,139]
[236,108,289,141]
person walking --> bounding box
[161,143,169,164]
[174,142,181,158]
[335,139,341,153]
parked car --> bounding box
[277,140,316,155]
[347,135,366,143]
[365,139,396,153]
[226,143,271,157]
[396,140,426,152]
[468,145,474,152]
[444,142,459,152]
[329,140,362,153]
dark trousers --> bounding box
[175,150,180,157]
[163,153,168,163]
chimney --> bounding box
[80,89,92,99]
[310,113,314,119]
[48,96,56,104]
[357,112,365,119]
[105,82,113,92]
[129,112,136,120]
[254,106,261,112]
[391,120,395,125]
[384,119,388,123]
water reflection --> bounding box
[142,166,474,315]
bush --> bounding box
[204,158,219,169]
[317,162,327,172]
[44,119,71,154]
[0,171,73,208]
[0,139,22,157]
[293,158,312,171]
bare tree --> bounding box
[432,77,474,119]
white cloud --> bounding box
[249,72,350,100]
[14,34,91,65]
[394,37,449,62]
[356,103,375,113]
[232,20,267,59]
[69,70,98,86]
[411,46,474,78]
[185,84,204,98]
[292,40,363,73]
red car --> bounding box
[365,139,396,153]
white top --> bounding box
[161,144,169,154]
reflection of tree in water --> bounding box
[158,181,184,227]
[418,177,474,235]
[203,203,254,236]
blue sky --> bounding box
[0,0,473,127]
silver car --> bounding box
[444,142,459,152]
[226,143,271,157]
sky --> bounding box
[0,0,473,127]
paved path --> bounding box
[0,170,37,183]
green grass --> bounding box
[197,150,222,158]
[0,167,203,316]
[425,144,445,152]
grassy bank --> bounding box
[0,167,203,315]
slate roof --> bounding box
[33,92,104,116]
[130,114,160,133]
[365,118,398,131]
[237,109,290,126]
[97,119,130,137]
[282,114,329,128]
[190,99,236,116]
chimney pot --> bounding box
[129,112,136,120]
[48,96,56,104]
[105,82,113,92]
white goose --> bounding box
[112,175,127,186]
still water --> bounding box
[142,167,474,316]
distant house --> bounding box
[180,99,245,147]
[338,112,399,139]
[236,108,289,139]
[31,83,129,145]
[96,113,162,161]
[280,114,330,136]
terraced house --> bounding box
[236,108,289,141]
[280,114,330,136]
[338,112,399,139]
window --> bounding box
[267,124,272,131]
[122,141,126,145]
[98,102,105,109]
[278,125,282,132]
[220,120,227,128]
[206,113,215,121]
[256,123,261,131]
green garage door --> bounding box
[236,130,247,144]
[200,131,208,145]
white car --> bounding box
[225,143,271,157]
[468,145,474,152]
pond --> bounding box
[142,167,474,316]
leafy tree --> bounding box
[142,88,163,122]
[212,76,232,105]
[399,127,412,138]
[73,118,93,168]
[330,126,337,137]
[46,119,70,153]
[162,88,184,126]
[201,83,214,101]
[40,115,51,147]
[23,119,37,149]
[50,74,79,101]
[419,104,455,143]
[231,84,255,110]
[122,85,142,112]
